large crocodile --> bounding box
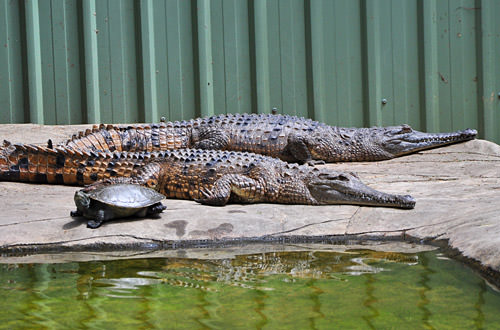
[0,141,415,208]
[62,113,477,164]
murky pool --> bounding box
[1,245,499,329]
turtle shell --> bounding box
[88,184,165,208]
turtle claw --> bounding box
[148,202,166,214]
[70,210,82,217]
[87,220,103,229]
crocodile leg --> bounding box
[285,134,325,165]
[285,134,312,164]
[192,128,230,150]
[195,174,266,206]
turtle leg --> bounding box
[87,209,106,229]
[135,209,148,217]
[70,210,82,217]
[147,202,167,215]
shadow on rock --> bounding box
[189,223,234,240]
[165,220,188,237]
[62,218,85,230]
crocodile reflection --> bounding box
[76,250,419,296]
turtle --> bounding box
[70,184,167,229]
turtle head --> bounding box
[74,189,91,213]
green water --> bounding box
[0,249,499,329]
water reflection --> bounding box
[418,252,435,329]
[361,273,377,329]
[306,277,324,330]
[0,249,499,329]
[474,279,486,329]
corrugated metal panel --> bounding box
[0,0,499,143]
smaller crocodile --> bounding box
[61,113,477,163]
[0,141,415,208]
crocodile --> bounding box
[61,113,477,164]
[0,141,415,208]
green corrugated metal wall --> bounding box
[1,0,499,143]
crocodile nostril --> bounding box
[338,174,350,182]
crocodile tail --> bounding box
[63,121,193,153]
[64,124,123,152]
[64,124,159,153]
[0,141,152,186]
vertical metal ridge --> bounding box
[476,0,497,141]
[196,0,214,117]
[253,0,270,114]
[0,0,12,122]
[278,0,307,117]
[139,0,158,122]
[222,0,251,115]
[24,0,44,124]
[418,0,439,132]
[247,0,258,114]
[308,0,324,122]
[169,0,181,119]
[49,0,59,124]
[51,0,79,124]
[108,1,126,122]
[82,0,100,123]
[210,0,226,116]
[59,0,72,124]
[391,0,409,124]
[303,0,315,121]
[0,0,23,123]
[164,0,195,121]
[175,1,191,120]
[361,0,382,126]
[448,1,478,131]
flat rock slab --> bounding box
[1,124,499,277]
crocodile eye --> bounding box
[400,125,412,133]
[320,173,350,181]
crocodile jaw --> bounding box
[307,171,416,209]
[380,125,477,157]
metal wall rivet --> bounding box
[381,98,388,105]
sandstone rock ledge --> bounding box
[0,124,499,284]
